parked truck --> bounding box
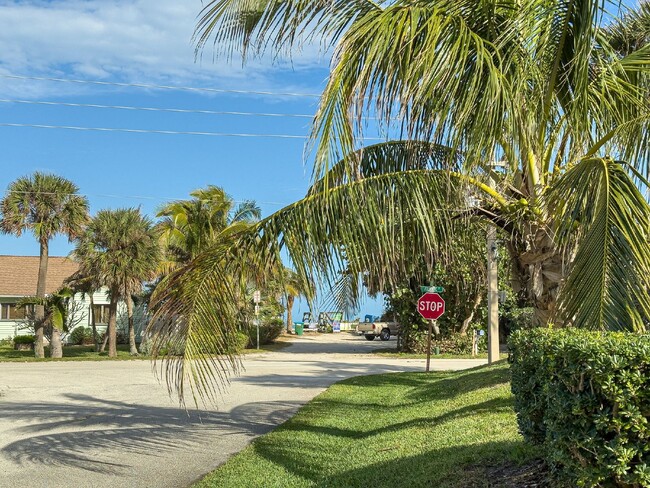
[356,314,400,341]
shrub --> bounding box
[509,328,650,487]
[247,318,283,347]
[68,326,94,345]
[13,334,35,344]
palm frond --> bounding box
[193,0,382,61]
[149,247,245,407]
[551,158,650,331]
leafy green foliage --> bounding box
[510,328,650,486]
[551,159,650,332]
[68,326,94,345]
[13,335,35,345]
[246,318,284,347]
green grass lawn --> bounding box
[372,349,509,360]
[0,343,150,361]
[0,340,290,362]
[195,361,543,488]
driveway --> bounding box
[0,333,486,488]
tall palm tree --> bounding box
[73,208,160,358]
[282,267,314,333]
[148,0,650,403]
[156,185,261,271]
[0,172,89,358]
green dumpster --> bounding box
[294,322,304,336]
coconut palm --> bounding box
[282,267,314,333]
[73,209,160,358]
[0,172,89,358]
[148,0,650,403]
[156,185,261,271]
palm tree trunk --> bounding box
[107,293,118,358]
[127,294,138,355]
[34,238,49,358]
[89,294,99,352]
[286,295,295,333]
[509,228,564,326]
[50,326,63,358]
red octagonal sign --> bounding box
[417,292,446,320]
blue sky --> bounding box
[0,0,382,317]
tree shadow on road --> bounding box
[0,396,302,474]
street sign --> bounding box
[420,285,445,293]
[417,292,446,320]
[253,290,261,304]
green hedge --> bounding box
[509,328,650,487]
[13,334,35,344]
[246,318,284,347]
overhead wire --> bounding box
[0,122,387,140]
[0,98,315,118]
[0,73,322,98]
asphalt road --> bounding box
[0,333,485,488]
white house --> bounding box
[0,255,114,341]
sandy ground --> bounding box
[0,333,485,488]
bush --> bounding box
[13,334,35,344]
[68,326,94,345]
[509,328,650,487]
[247,318,283,347]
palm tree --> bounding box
[282,268,314,333]
[0,172,89,358]
[156,185,261,271]
[73,208,160,358]
[19,287,74,358]
[148,0,650,403]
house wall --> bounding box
[0,289,117,342]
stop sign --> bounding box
[417,292,446,320]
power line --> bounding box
[0,122,386,140]
[0,98,315,118]
[0,73,321,98]
[0,123,308,139]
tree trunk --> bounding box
[107,293,118,358]
[127,294,138,355]
[89,294,99,352]
[459,293,482,335]
[286,295,294,333]
[34,238,49,358]
[509,226,565,326]
[50,326,63,358]
[100,332,108,353]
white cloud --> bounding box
[0,0,330,97]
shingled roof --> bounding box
[0,255,79,297]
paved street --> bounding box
[0,333,485,488]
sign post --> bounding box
[253,290,261,350]
[417,292,446,372]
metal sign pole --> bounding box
[426,319,433,373]
[253,290,261,350]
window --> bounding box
[0,303,34,320]
[92,304,110,325]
